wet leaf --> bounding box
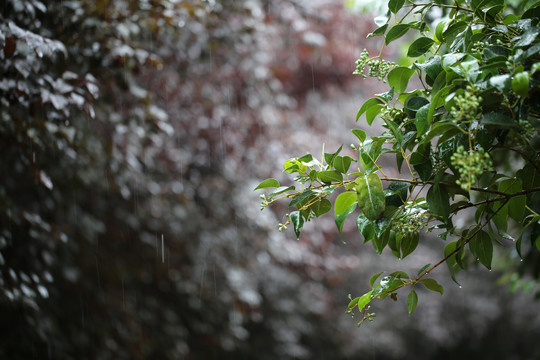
[407,289,418,316]
[355,173,385,221]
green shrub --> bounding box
[256,0,540,325]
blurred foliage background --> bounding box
[1,0,540,359]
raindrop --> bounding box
[311,64,315,91]
[33,152,35,163]
[521,259,524,262]
[161,234,165,263]
[459,285,462,289]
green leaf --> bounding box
[371,24,389,37]
[382,117,403,143]
[357,290,374,311]
[401,232,420,259]
[366,104,384,125]
[355,173,385,221]
[469,230,493,270]
[442,21,467,45]
[370,272,384,287]
[480,112,520,130]
[324,145,343,165]
[356,98,384,121]
[389,271,410,279]
[444,241,462,285]
[357,213,376,242]
[499,178,526,222]
[435,21,446,43]
[289,190,315,208]
[359,138,384,172]
[492,199,509,232]
[404,96,429,118]
[290,211,304,239]
[335,202,357,239]
[419,278,444,294]
[407,289,418,316]
[407,37,435,57]
[412,143,432,182]
[417,263,431,276]
[254,178,280,190]
[384,181,409,208]
[415,103,430,137]
[386,24,412,45]
[318,170,343,183]
[515,27,540,47]
[310,198,332,217]
[472,0,503,10]
[427,182,450,220]
[333,155,354,174]
[268,186,295,200]
[388,0,405,13]
[489,74,511,92]
[512,72,530,97]
[414,56,442,85]
[335,192,358,216]
[375,87,395,102]
[352,129,366,143]
[387,67,415,94]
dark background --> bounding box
[1,1,539,359]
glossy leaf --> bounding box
[289,190,315,208]
[407,289,418,316]
[356,98,384,121]
[359,138,384,172]
[267,186,295,200]
[357,213,376,242]
[386,24,412,45]
[407,37,435,57]
[370,272,384,287]
[419,278,444,294]
[401,232,419,259]
[388,0,405,14]
[310,199,332,217]
[355,173,385,221]
[335,192,358,216]
[415,103,430,137]
[254,178,280,190]
[427,183,450,220]
[357,290,374,311]
[499,178,526,222]
[469,230,493,270]
[318,170,343,183]
[352,129,366,143]
[333,155,354,174]
[290,211,304,239]
[387,67,415,94]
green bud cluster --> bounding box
[353,49,395,82]
[260,194,268,210]
[519,119,535,139]
[505,120,536,146]
[450,85,482,123]
[380,105,402,121]
[471,41,489,53]
[450,145,493,191]
[278,213,290,232]
[393,204,428,237]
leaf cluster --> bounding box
[256,0,540,324]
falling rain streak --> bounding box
[161,234,165,263]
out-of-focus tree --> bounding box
[0,0,370,359]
